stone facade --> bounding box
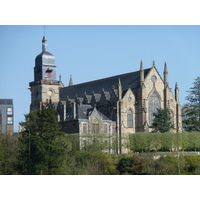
[29,80,63,109]
[29,37,182,153]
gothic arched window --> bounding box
[92,118,99,134]
[127,109,133,128]
[148,92,161,125]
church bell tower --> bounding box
[29,36,63,110]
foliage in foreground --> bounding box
[142,154,200,175]
[1,102,200,175]
[18,104,66,175]
[0,133,19,174]
[129,132,200,152]
[1,132,200,174]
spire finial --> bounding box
[140,60,144,86]
[164,62,168,85]
[69,75,73,86]
[175,82,179,102]
[153,60,155,66]
[140,60,143,70]
[164,62,168,73]
[118,78,121,86]
[118,78,122,100]
[175,82,179,89]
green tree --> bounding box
[151,108,174,133]
[129,133,147,152]
[160,133,174,151]
[184,155,200,174]
[18,104,65,175]
[182,77,200,131]
[116,154,145,175]
[0,133,19,174]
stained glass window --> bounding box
[127,109,133,127]
[148,92,160,125]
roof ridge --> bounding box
[68,68,151,87]
[59,68,152,100]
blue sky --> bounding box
[0,25,200,132]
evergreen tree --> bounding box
[182,77,200,131]
[0,134,19,174]
[18,104,65,175]
[151,108,174,133]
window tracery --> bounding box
[148,92,161,125]
[127,109,133,127]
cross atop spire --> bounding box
[43,25,46,36]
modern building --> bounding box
[29,37,182,153]
[0,99,14,134]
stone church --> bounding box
[29,36,182,153]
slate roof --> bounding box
[60,68,151,100]
[93,94,101,102]
[103,91,111,100]
[35,51,55,67]
[0,99,13,105]
[94,109,112,121]
[78,105,93,119]
[77,105,112,121]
